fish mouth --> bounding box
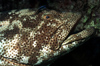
[61,12,82,42]
[62,27,95,48]
[49,12,82,50]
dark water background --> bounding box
[0,0,100,66]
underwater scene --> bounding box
[0,0,100,66]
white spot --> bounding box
[20,55,30,63]
[37,21,44,29]
[5,48,18,58]
[32,41,37,47]
[10,16,12,19]
[30,16,36,20]
[23,18,26,21]
[8,12,12,15]
[0,60,4,65]
[62,45,69,50]
[16,9,35,17]
[39,45,52,58]
[42,30,44,33]
[53,51,59,56]
[11,38,19,45]
[37,31,41,34]
[51,23,56,27]
[11,10,16,13]
[18,15,21,17]
[64,20,68,23]
[50,20,52,21]
[30,31,36,38]
[35,56,43,65]
[0,34,4,37]
[0,21,10,32]
[55,19,61,23]
[72,42,76,45]
[15,9,29,14]
[46,37,48,39]
[61,29,67,37]
[0,41,4,55]
[0,34,19,57]
[9,20,23,30]
[40,51,48,58]
[47,23,51,26]
[8,10,16,15]
[41,46,51,53]
[35,45,52,65]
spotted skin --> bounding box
[0,9,94,66]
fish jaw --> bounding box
[0,9,95,66]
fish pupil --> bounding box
[46,16,50,19]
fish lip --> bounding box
[54,12,82,49]
[59,13,82,46]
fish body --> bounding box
[0,9,94,66]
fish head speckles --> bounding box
[0,8,95,66]
[39,10,82,50]
[0,9,44,65]
[32,10,95,65]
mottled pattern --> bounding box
[0,9,95,66]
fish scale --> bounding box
[0,8,94,66]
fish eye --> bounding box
[46,16,50,19]
[43,14,52,20]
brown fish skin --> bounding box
[0,9,94,66]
